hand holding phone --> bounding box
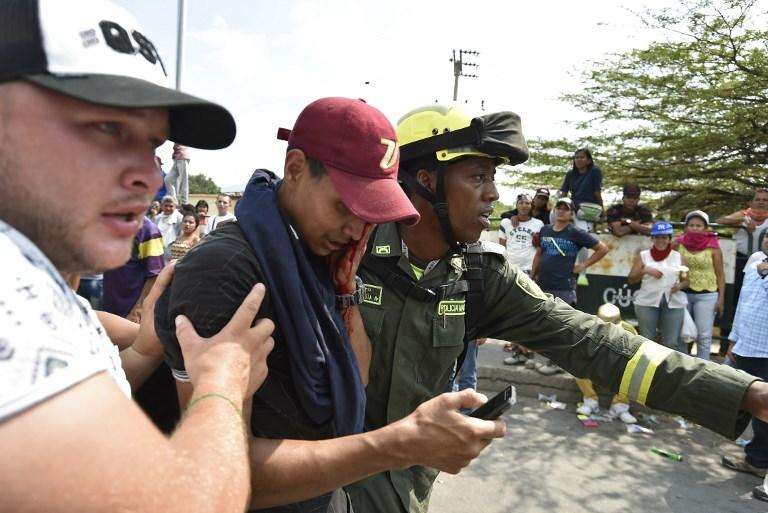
[469,385,516,420]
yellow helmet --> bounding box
[396,104,502,163]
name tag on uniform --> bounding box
[437,300,465,316]
[362,284,383,305]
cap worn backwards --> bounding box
[0,0,236,149]
[277,97,420,226]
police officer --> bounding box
[345,105,768,513]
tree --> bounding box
[515,0,768,219]
[188,173,221,194]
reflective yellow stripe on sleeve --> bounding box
[138,237,165,259]
[618,341,673,405]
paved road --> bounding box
[430,395,765,513]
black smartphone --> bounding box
[469,385,516,420]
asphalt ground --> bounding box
[429,341,765,513]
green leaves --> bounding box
[514,0,768,218]
[188,173,221,194]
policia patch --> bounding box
[437,300,465,316]
[515,271,547,300]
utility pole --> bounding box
[450,49,479,101]
[175,0,187,90]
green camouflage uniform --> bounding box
[345,222,756,513]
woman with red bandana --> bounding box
[628,221,689,351]
[672,211,725,360]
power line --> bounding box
[450,49,479,101]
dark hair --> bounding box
[182,211,200,228]
[195,199,209,211]
[286,146,328,178]
[307,157,327,178]
[571,148,594,170]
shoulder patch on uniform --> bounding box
[373,245,391,255]
[481,240,505,254]
[515,271,548,300]
[362,284,382,305]
[465,240,505,256]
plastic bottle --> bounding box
[651,447,683,462]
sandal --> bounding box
[721,455,767,477]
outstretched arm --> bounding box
[247,389,506,509]
[715,210,745,225]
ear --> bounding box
[415,169,437,193]
[283,149,308,184]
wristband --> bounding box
[336,276,364,309]
[186,393,244,424]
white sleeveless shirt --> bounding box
[633,249,688,308]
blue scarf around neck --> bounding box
[234,169,365,436]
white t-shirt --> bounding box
[204,213,236,235]
[0,221,129,422]
[156,210,184,248]
[498,217,544,271]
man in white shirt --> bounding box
[498,193,544,274]
[0,1,274,511]
[498,193,543,366]
[206,193,237,235]
[155,195,183,260]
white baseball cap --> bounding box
[0,0,236,149]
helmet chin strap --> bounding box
[434,169,461,254]
[400,166,461,254]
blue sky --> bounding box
[116,0,679,198]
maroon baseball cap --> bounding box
[277,97,420,226]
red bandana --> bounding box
[650,245,672,262]
[676,231,720,252]
[745,208,768,223]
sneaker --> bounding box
[753,485,768,502]
[524,358,539,370]
[503,351,528,365]
[609,402,637,424]
[576,398,599,416]
[721,455,768,478]
[537,362,564,376]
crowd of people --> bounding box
[499,180,767,368]
[495,175,767,497]
[3,1,768,511]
